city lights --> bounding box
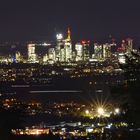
[56,33,63,40]
[85,110,89,115]
[97,107,104,116]
[0,0,140,139]
[115,108,120,114]
[0,28,134,65]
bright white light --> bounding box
[97,107,104,116]
[115,108,120,114]
[106,123,112,129]
[56,34,63,40]
[86,128,93,133]
[42,43,51,46]
[85,110,89,115]
[119,57,126,64]
[118,53,126,64]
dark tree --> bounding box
[120,50,140,127]
[0,105,25,140]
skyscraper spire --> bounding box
[67,27,71,41]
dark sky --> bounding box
[0,0,140,45]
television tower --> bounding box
[67,28,71,41]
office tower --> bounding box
[120,39,133,54]
[15,51,22,62]
[126,38,133,53]
[63,28,72,62]
[48,48,55,64]
[120,40,127,53]
[28,44,37,63]
[94,43,103,60]
[43,54,48,63]
[64,41,72,62]
[75,43,83,61]
[55,28,72,63]
[60,48,65,62]
[103,43,112,58]
[56,33,64,62]
[82,41,90,61]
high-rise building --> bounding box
[28,44,37,63]
[94,43,103,60]
[43,54,48,63]
[103,43,112,58]
[82,41,90,61]
[126,38,133,53]
[75,43,83,61]
[15,51,22,62]
[56,28,72,63]
[63,28,72,62]
[60,48,65,62]
[64,41,72,62]
[56,33,64,62]
[119,38,133,54]
[48,48,55,63]
[120,40,127,53]
[94,43,114,60]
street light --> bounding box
[97,107,104,116]
[114,108,120,114]
[85,110,89,115]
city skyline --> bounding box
[0,28,133,64]
[0,1,140,139]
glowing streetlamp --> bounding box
[85,110,89,115]
[114,108,120,114]
[97,107,104,116]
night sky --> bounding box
[0,0,140,46]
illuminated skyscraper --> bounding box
[94,43,103,60]
[56,28,72,62]
[57,28,72,62]
[15,51,22,62]
[120,38,133,54]
[120,40,127,53]
[48,48,55,64]
[103,43,112,58]
[82,41,90,61]
[28,44,37,63]
[60,48,65,62]
[75,43,83,61]
[64,41,72,62]
[43,54,48,63]
[56,33,64,62]
[63,28,72,62]
[126,38,133,53]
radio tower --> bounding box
[67,27,71,41]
